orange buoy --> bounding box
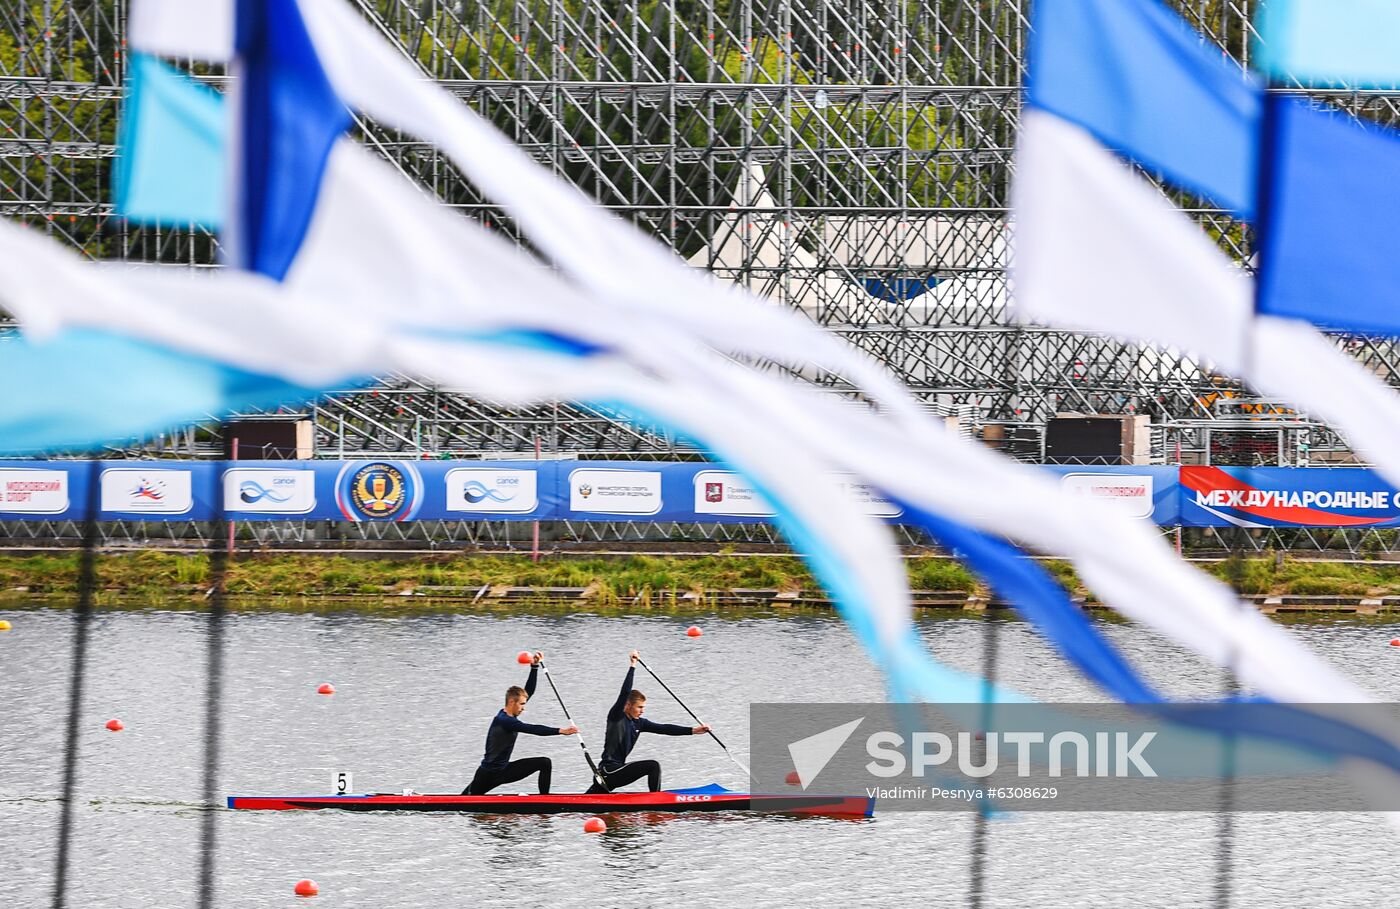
[105,718,123,732]
[685,625,703,638]
[317,683,335,695]
[784,770,801,786]
[583,816,606,833]
[293,879,319,897]
[0,619,11,631]
[1391,639,1400,647]
[516,651,533,664]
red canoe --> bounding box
[227,783,873,818]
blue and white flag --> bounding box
[1014,0,1400,503]
[1008,1,1400,797]
[112,0,1400,713]
[1249,1,1400,338]
[111,3,1001,707]
[0,328,317,454]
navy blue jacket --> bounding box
[599,667,692,770]
[477,665,560,770]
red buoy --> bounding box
[293,879,319,897]
[685,626,703,638]
[317,683,335,695]
[1391,639,1400,647]
[583,816,606,833]
[105,718,123,732]
[516,651,533,664]
[784,770,801,786]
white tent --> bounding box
[688,162,1009,326]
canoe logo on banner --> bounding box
[445,468,538,514]
[223,469,317,515]
[334,461,423,522]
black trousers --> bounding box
[584,759,661,794]
[464,756,553,795]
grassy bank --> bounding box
[2,550,1399,607]
[1202,555,1400,598]
[0,550,976,605]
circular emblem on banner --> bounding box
[334,461,422,522]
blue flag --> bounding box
[1027,0,1261,218]
[114,54,227,228]
[0,329,321,455]
[1256,95,1400,335]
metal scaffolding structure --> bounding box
[0,0,1390,469]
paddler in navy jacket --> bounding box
[464,651,578,795]
[585,650,709,793]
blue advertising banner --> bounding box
[1179,466,1400,528]
[98,461,221,521]
[1040,465,1181,526]
[223,460,561,522]
[557,462,907,524]
[0,460,95,522]
[21,459,1390,530]
[0,459,564,522]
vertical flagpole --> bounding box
[226,437,237,555]
[52,461,100,909]
[531,433,541,563]
[1175,435,1183,556]
[197,459,230,909]
[1209,77,1290,909]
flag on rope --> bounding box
[112,0,1388,717]
[103,1,1400,722]
[0,328,318,454]
[113,53,226,228]
[153,1,1400,784]
[120,0,1399,717]
[1254,0,1400,89]
[94,2,1016,708]
[1255,96,1400,337]
[1014,0,1400,499]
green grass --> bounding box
[0,550,984,605]
[906,557,977,592]
[5,550,1399,610]
[1200,556,1400,597]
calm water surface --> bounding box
[2,604,1398,907]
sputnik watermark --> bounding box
[752,703,1392,811]
[864,730,1157,778]
[785,720,1156,787]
